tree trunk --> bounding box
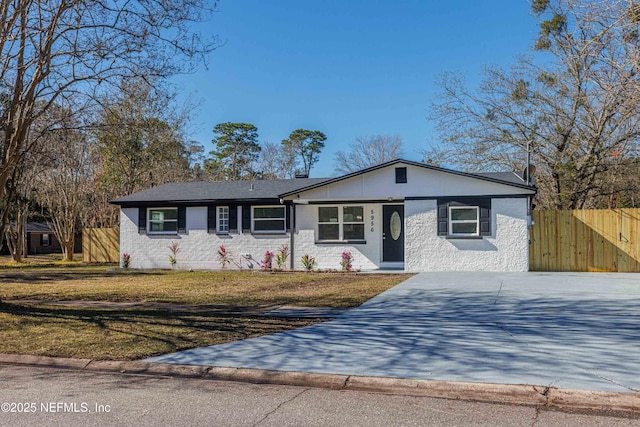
[62,240,75,261]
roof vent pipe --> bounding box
[295,173,308,179]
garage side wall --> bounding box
[404,198,529,272]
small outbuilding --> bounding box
[110,159,536,271]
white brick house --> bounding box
[111,159,536,272]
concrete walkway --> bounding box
[146,272,640,393]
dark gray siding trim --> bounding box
[304,199,404,205]
[405,194,532,201]
[115,198,283,208]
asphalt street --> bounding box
[0,365,638,427]
[148,272,640,393]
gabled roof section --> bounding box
[278,159,535,197]
[26,222,54,233]
[110,178,331,206]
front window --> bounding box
[41,234,50,246]
[448,206,479,236]
[318,207,339,240]
[252,206,286,233]
[217,206,229,233]
[318,206,364,241]
[148,208,178,233]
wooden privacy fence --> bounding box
[529,209,640,272]
[82,228,119,263]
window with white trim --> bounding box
[252,206,286,233]
[148,208,178,233]
[41,234,50,246]
[318,206,364,241]
[448,206,479,236]
[217,206,229,233]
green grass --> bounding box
[0,265,412,308]
[0,258,413,360]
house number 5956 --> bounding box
[370,209,374,232]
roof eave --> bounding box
[111,197,286,208]
[278,159,537,197]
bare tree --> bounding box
[0,0,218,242]
[255,141,297,179]
[36,107,93,261]
[334,135,404,175]
[427,0,640,209]
[3,162,38,262]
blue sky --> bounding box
[173,1,539,177]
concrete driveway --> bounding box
[146,272,640,393]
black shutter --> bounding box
[138,208,147,234]
[229,204,237,232]
[207,205,216,233]
[177,206,187,234]
[437,201,448,236]
[242,205,251,232]
[479,200,491,236]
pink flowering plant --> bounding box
[340,251,353,271]
[261,250,274,271]
[122,253,131,268]
[217,245,232,269]
[168,242,180,268]
[275,244,289,270]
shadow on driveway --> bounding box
[146,272,640,393]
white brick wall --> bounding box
[120,207,290,270]
[404,198,529,272]
[292,204,381,270]
[121,197,529,272]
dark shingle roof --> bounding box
[475,171,526,186]
[111,160,535,206]
[110,178,330,206]
[26,222,54,233]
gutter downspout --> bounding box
[289,202,295,270]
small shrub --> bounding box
[168,242,180,268]
[340,251,353,271]
[301,254,316,271]
[122,253,131,268]
[275,244,289,270]
[217,245,232,269]
[261,250,274,271]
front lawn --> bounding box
[0,266,411,308]
[0,260,412,360]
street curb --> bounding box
[0,353,638,413]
